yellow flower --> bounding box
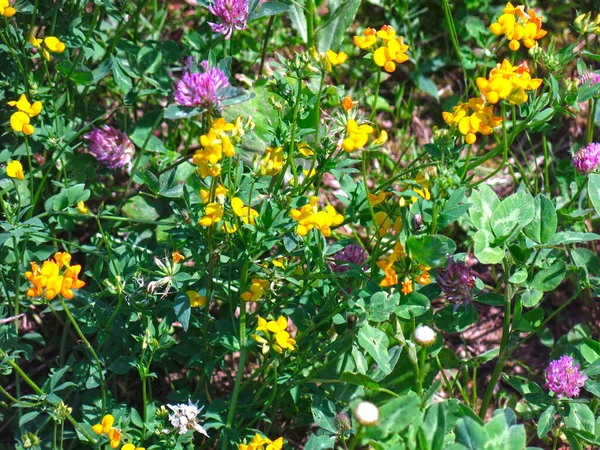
[121,444,145,450]
[374,211,391,237]
[8,94,43,117]
[222,221,238,234]
[200,184,228,203]
[9,111,34,135]
[76,201,89,214]
[107,428,121,448]
[442,97,502,144]
[326,49,347,66]
[6,160,24,180]
[290,197,343,237]
[92,414,114,435]
[271,257,286,269]
[489,2,547,51]
[252,316,296,354]
[342,95,354,111]
[342,119,374,152]
[416,266,431,285]
[297,142,314,157]
[241,279,269,301]
[369,191,390,207]
[232,197,259,225]
[476,59,542,105]
[25,253,86,300]
[172,250,185,263]
[188,290,207,308]
[259,146,285,176]
[373,130,388,145]
[28,35,66,61]
[401,279,413,295]
[0,0,16,17]
[377,259,398,287]
[353,27,377,49]
[199,203,224,227]
[193,118,238,178]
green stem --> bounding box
[361,150,378,274]
[0,25,29,95]
[58,297,107,413]
[305,0,315,49]
[587,98,597,144]
[258,16,274,77]
[369,69,382,122]
[441,0,467,95]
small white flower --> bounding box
[166,400,209,437]
[354,401,379,426]
[414,325,436,347]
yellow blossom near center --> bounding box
[290,196,344,237]
[77,201,89,214]
[9,111,34,135]
[92,414,114,435]
[241,279,269,301]
[193,118,238,178]
[121,444,145,450]
[353,27,377,49]
[8,94,42,135]
[251,316,296,354]
[201,184,228,203]
[6,160,25,180]
[0,0,16,17]
[489,2,547,51]
[232,197,259,225]
[29,35,66,61]
[172,250,185,263]
[373,36,409,73]
[239,434,284,450]
[442,97,502,144]
[476,59,542,105]
[25,252,86,300]
[187,290,207,308]
[342,119,374,152]
[326,49,347,66]
[199,203,224,227]
[259,146,285,176]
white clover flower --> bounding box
[414,325,436,347]
[354,401,379,426]
[166,400,209,437]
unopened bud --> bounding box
[412,214,423,232]
[354,401,379,426]
[333,411,351,431]
[414,325,436,346]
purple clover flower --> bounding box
[84,125,135,172]
[436,257,476,310]
[174,59,230,109]
[330,244,367,273]
[572,142,600,174]
[208,0,249,39]
[579,72,600,87]
[545,355,587,398]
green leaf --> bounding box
[563,403,595,434]
[363,392,420,439]
[489,191,535,238]
[395,291,430,320]
[108,356,137,374]
[545,232,600,246]
[406,235,456,268]
[580,339,600,364]
[422,403,446,450]
[434,304,478,333]
[473,229,504,264]
[523,195,557,244]
[57,61,94,85]
[520,288,543,308]
[588,173,600,217]
[438,187,470,229]
[122,195,161,221]
[530,261,566,292]
[508,268,528,284]
[287,0,307,43]
[311,396,336,434]
[455,417,489,449]
[339,372,380,390]
[19,411,40,428]
[112,62,133,95]
[304,434,335,450]
[368,292,399,322]
[469,184,499,231]
[538,405,556,439]
[163,104,206,120]
[316,0,361,52]
[357,323,391,375]
[174,292,191,332]
[249,1,289,20]
[513,308,544,332]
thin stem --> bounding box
[305,0,315,49]
[441,0,468,95]
[369,69,382,122]
[58,297,107,413]
[587,98,597,144]
[258,16,274,77]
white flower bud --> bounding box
[354,401,379,426]
[414,325,436,346]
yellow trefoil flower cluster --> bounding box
[310,47,347,72]
[8,94,42,135]
[6,160,24,180]
[354,25,409,73]
[92,415,122,449]
[29,35,66,61]
[259,146,285,176]
[199,195,258,232]
[442,97,502,144]
[290,196,344,237]
[342,119,374,152]
[192,117,242,178]
[251,316,296,354]
[376,243,431,292]
[489,2,547,51]
[0,0,16,17]
[239,434,284,450]
[187,290,207,308]
[25,252,86,300]
[241,279,269,301]
[476,59,542,105]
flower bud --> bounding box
[411,213,423,232]
[354,401,379,426]
[333,411,351,431]
[413,325,436,346]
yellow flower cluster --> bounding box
[259,146,285,176]
[25,252,86,300]
[311,47,347,72]
[198,194,258,233]
[187,290,207,307]
[354,25,409,73]
[476,59,542,105]
[239,434,283,450]
[193,118,241,178]
[251,316,296,354]
[376,243,431,292]
[241,279,269,301]
[489,2,547,51]
[232,197,258,225]
[8,94,42,135]
[6,160,24,180]
[92,415,122,449]
[0,0,15,17]
[29,34,66,61]
[290,196,344,237]
[442,97,502,144]
[342,119,374,152]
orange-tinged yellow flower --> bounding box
[241,279,269,301]
[374,211,391,237]
[342,95,354,111]
[193,118,238,178]
[7,94,43,118]
[92,414,114,435]
[199,203,223,227]
[476,59,542,105]
[188,290,207,308]
[172,250,185,263]
[489,2,547,51]
[107,428,121,448]
[369,191,390,207]
[342,119,374,152]
[25,252,85,300]
[377,259,398,287]
[0,0,16,17]
[9,111,34,135]
[353,27,378,49]
[416,266,431,285]
[442,97,502,144]
[401,279,413,295]
[290,196,343,237]
[6,160,24,180]
[200,184,228,203]
[373,36,409,73]
[259,146,285,176]
[28,34,66,61]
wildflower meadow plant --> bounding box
[3,0,600,449]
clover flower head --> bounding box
[545,355,587,398]
[579,72,600,87]
[436,257,476,309]
[413,325,436,346]
[572,142,600,174]
[354,401,379,426]
[166,400,209,436]
[84,125,135,172]
[175,59,230,109]
[330,243,367,273]
[208,0,249,39]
